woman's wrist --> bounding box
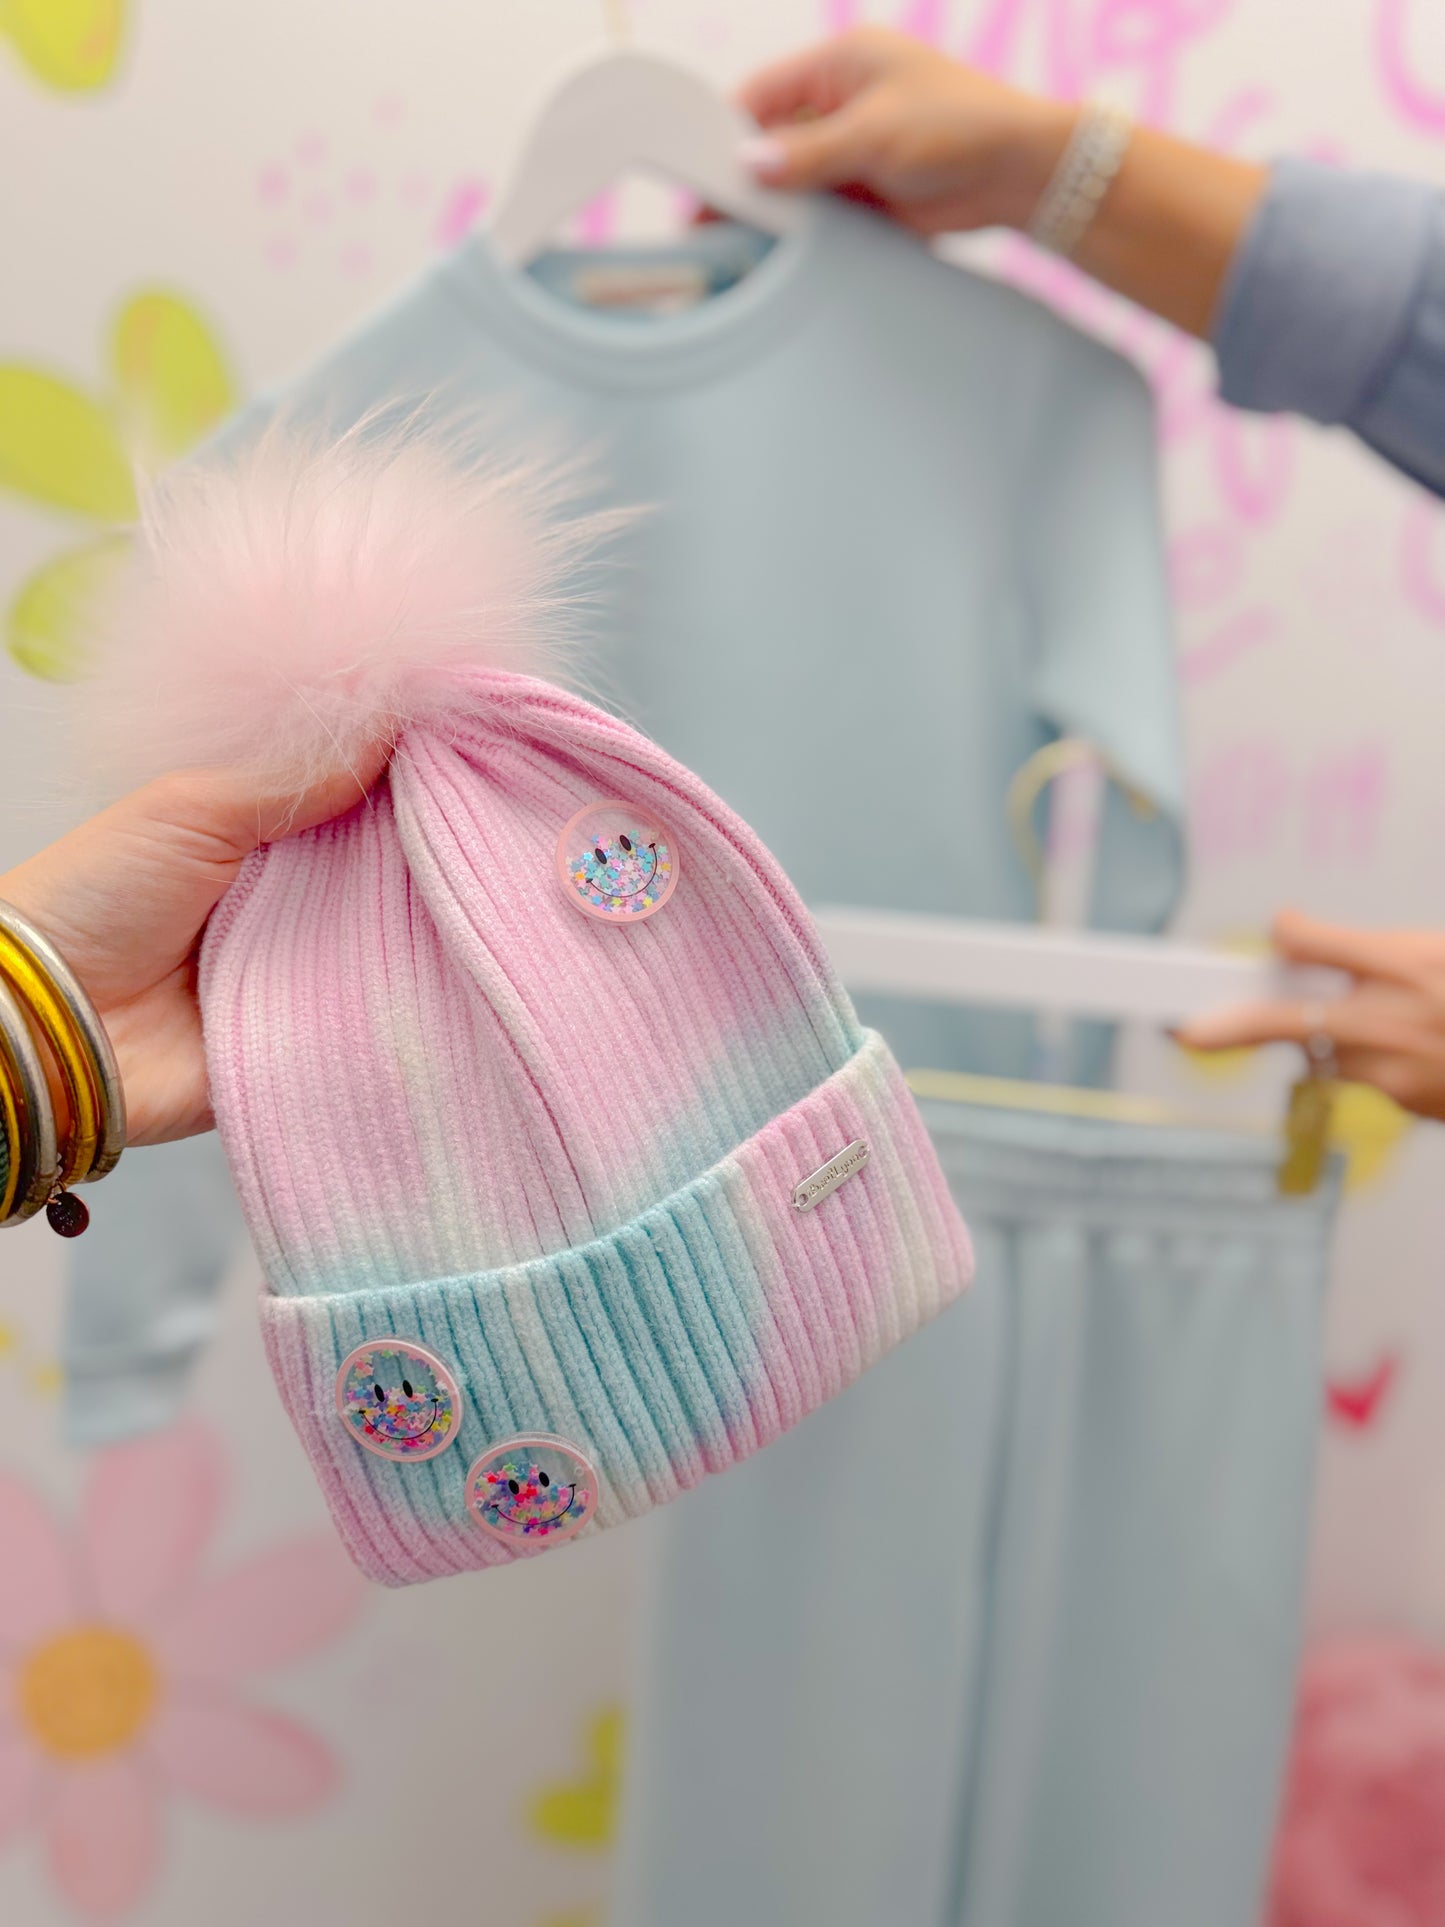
[992,98,1081,231]
[999,96,1267,337]
[986,94,1267,338]
[1070,124,1269,336]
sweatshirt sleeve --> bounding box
[1213,156,1445,497]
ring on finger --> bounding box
[1300,1001,1339,1079]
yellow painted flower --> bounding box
[27,1359,64,1398]
[1,289,235,680]
[0,369,135,518]
[110,291,236,464]
[529,1705,625,1849]
[0,0,126,92]
[1329,1082,1412,1192]
[7,533,132,682]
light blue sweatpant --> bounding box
[611,1102,1337,1927]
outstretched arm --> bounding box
[742,28,1445,496]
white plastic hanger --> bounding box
[489,49,806,268]
[809,907,1346,1027]
[814,740,1346,1026]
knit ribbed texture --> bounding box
[202,672,973,1583]
[261,1030,968,1584]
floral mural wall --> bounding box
[5,2,1445,1920]
[0,1422,361,1918]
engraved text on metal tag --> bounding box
[792,1139,870,1212]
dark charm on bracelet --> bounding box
[46,1188,89,1237]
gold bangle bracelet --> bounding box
[0,973,59,1226]
[0,1053,15,1222]
[0,925,102,1184]
[0,900,125,1189]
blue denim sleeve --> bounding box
[1213,156,1445,496]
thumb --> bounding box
[113,752,390,899]
[741,103,883,193]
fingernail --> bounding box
[739,134,787,181]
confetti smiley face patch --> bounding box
[465,1435,598,1548]
[556,801,678,924]
[335,1339,461,1463]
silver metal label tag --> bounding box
[792,1139,870,1212]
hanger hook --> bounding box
[1006,737,1157,913]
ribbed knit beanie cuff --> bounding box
[85,421,974,1584]
[262,1030,968,1584]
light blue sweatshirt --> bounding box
[72,156,1445,1440]
[55,168,1437,1921]
[59,153,1430,1924]
[64,197,1186,1438]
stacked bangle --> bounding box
[0,973,59,1224]
[0,898,125,1234]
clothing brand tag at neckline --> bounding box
[792,1139,869,1211]
[573,262,711,314]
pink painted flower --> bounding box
[0,1420,364,1918]
[1268,1637,1445,1927]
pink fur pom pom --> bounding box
[80,413,612,798]
[1267,1637,1445,1927]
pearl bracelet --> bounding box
[1028,103,1133,259]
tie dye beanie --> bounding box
[84,421,973,1586]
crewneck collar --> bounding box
[439,200,828,393]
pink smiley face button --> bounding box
[465,1435,598,1548]
[335,1339,461,1464]
[556,801,678,924]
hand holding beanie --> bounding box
[87,421,974,1585]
